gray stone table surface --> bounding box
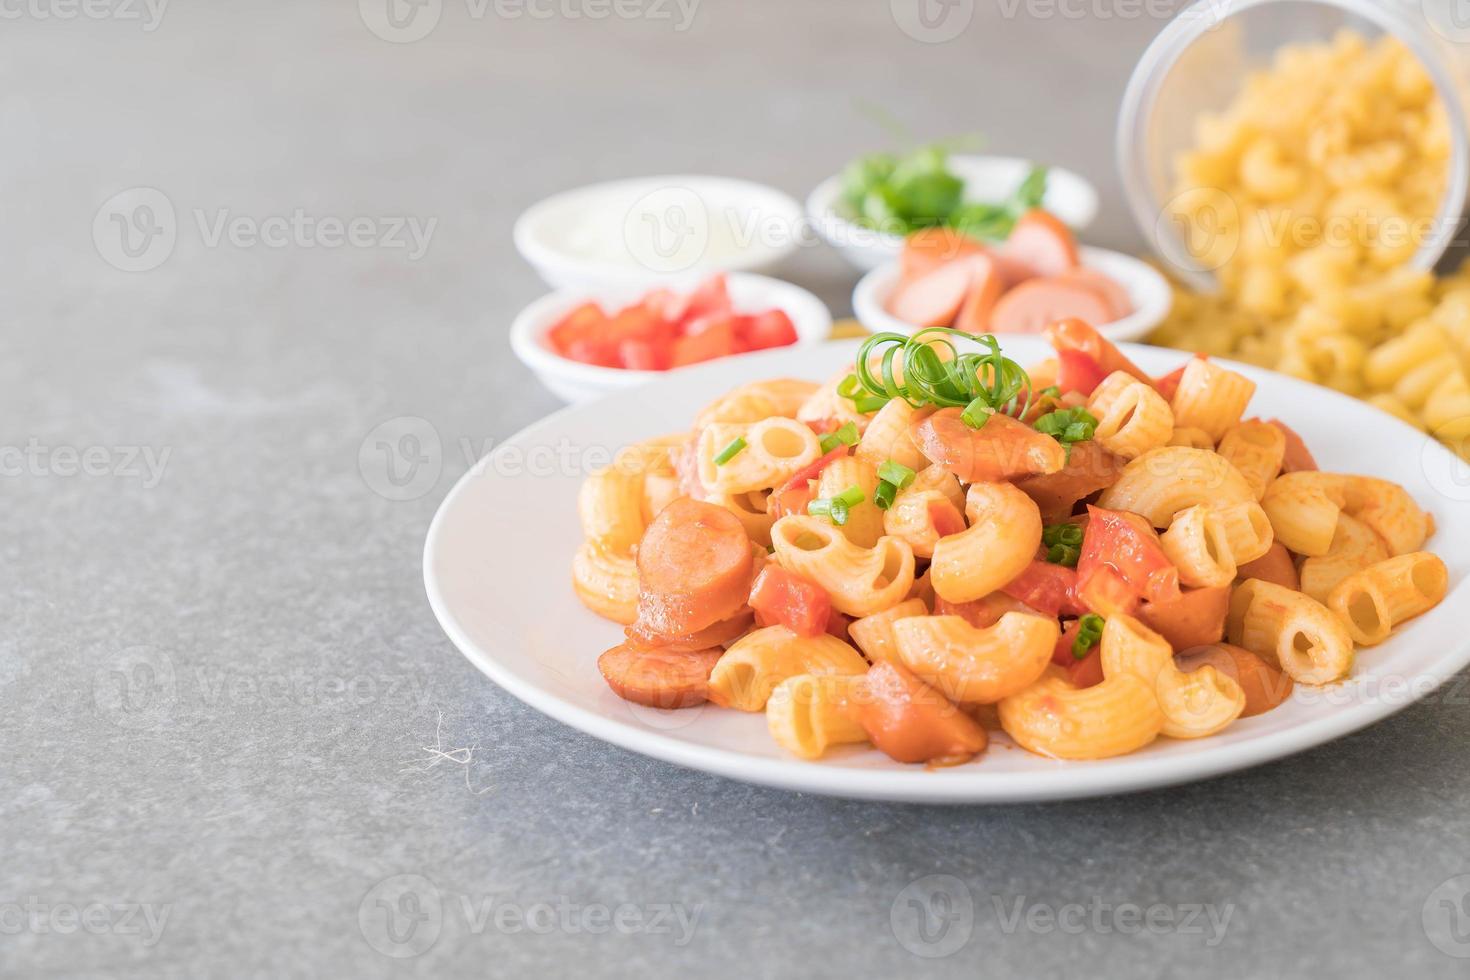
[5,2,1470,977]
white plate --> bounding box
[514,175,805,290]
[424,339,1470,804]
[509,272,832,403]
[806,155,1099,272]
[851,246,1172,344]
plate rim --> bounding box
[424,340,1470,803]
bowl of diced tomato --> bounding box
[851,213,1171,342]
[511,272,833,402]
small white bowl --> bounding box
[806,155,1100,272]
[510,273,833,403]
[851,245,1172,343]
[514,175,805,291]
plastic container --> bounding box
[1117,0,1470,293]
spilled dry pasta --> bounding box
[572,320,1449,766]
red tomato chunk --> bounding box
[545,274,801,371]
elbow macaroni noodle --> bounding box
[571,337,1451,766]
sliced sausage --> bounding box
[1001,209,1080,279]
[847,661,988,765]
[626,610,755,653]
[1236,542,1300,591]
[953,253,1004,334]
[1137,585,1230,651]
[1055,267,1132,319]
[1176,643,1294,717]
[989,277,1114,334]
[909,408,1067,483]
[1014,439,1127,523]
[598,643,724,709]
[635,497,754,636]
[1263,418,1319,472]
[934,592,1038,630]
[886,258,974,328]
[900,227,982,281]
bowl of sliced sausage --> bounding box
[851,210,1172,342]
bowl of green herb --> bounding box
[806,149,1099,271]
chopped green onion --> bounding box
[1046,543,1080,568]
[1035,407,1098,447]
[1039,385,1061,398]
[877,459,916,490]
[837,373,863,400]
[1042,523,1084,548]
[713,437,746,465]
[1073,613,1105,659]
[960,397,995,430]
[809,485,863,525]
[853,394,889,414]
[874,480,898,511]
[851,328,1038,421]
[819,421,861,454]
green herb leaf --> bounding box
[1012,165,1049,212]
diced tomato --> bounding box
[1045,318,1151,384]
[1055,349,1109,397]
[606,304,671,344]
[737,310,799,351]
[1068,648,1104,688]
[681,274,731,324]
[1075,564,1137,616]
[671,317,737,367]
[769,447,847,519]
[1076,506,1180,614]
[563,336,619,367]
[1152,359,1197,402]
[1001,560,1086,618]
[640,288,687,324]
[749,565,833,638]
[618,338,669,371]
[928,499,966,538]
[547,302,610,354]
